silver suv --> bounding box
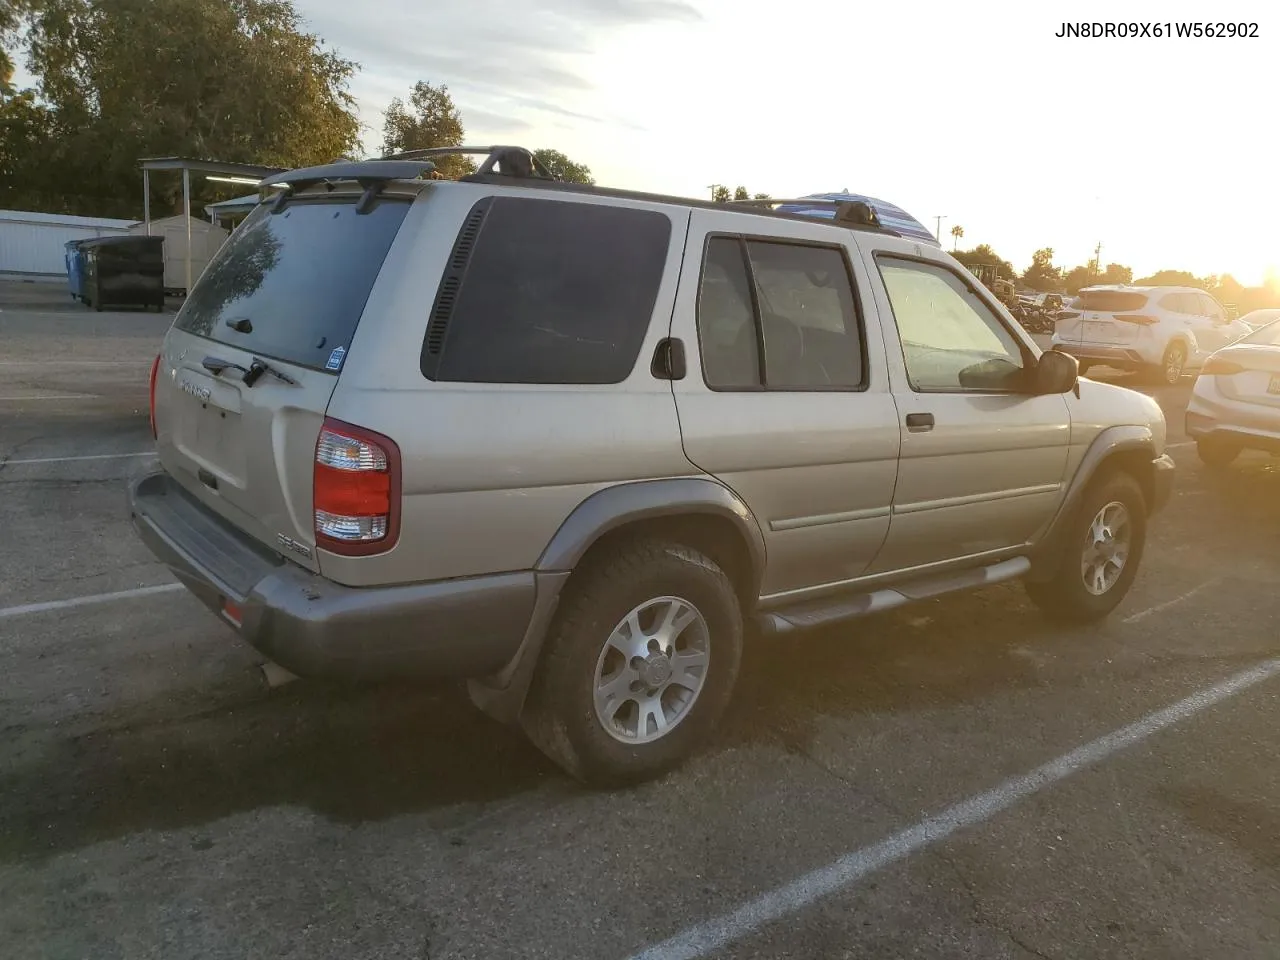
[129,146,1174,785]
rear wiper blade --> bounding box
[201,354,297,387]
[243,357,298,387]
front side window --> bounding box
[696,237,864,390]
[877,256,1027,393]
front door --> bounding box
[854,238,1072,573]
[670,209,901,599]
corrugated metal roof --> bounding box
[775,193,940,245]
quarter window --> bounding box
[422,197,672,384]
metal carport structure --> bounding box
[139,157,286,294]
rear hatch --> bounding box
[153,191,414,572]
[1057,289,1151,344]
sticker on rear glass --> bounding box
[325,346,346,371]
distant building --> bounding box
[0,209,134,279]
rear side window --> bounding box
[697,236,865,390]
[422,197,672,384]
[175,197,411,372]
[1077,290,1149,312]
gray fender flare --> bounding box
[1028,424,1156,579]
[535,476,766,581]
[468,477,766,724]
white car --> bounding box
[1185,318,1280,465]
[1051,285,1252,385]
[1237,308,1280,332]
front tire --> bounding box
[522,539,743,785]
[1025,472,1147,623]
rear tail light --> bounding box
[148,353,161,439]
[313,417,401,556]
[1114,314,1158,325]
[1201,357,1245,376]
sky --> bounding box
[14,0,1279,285]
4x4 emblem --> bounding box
[276,534,313,559]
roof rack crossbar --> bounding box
[726,197,899,236]
[381,145,557,180]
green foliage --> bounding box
[381,81,476,179]
[1133,269,1203,288]
[711,185,731,203]
[1,0,361,217]
[533,148,594,184]
[1020,247,1062,292]
[952,244,1017,282]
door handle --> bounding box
[905,412,934,432]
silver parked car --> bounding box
[129,146,1174,784]
[1186,318,1280,465]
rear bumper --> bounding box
[128,470,539,681]
[1185,388,1280,452]
[1051,341,1149,368]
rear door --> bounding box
[670,209,901,598]
[153,191,414,571]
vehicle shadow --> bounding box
[0,676,562,864]
[0,571,1236,866]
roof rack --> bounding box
[724,197,896,235]
[380,145,556,180]
[256,146,557,214]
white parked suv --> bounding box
[1051,285,1251,385]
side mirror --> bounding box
[1032,349,1079,394]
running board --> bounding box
[757,557,1031,635]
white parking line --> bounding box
[2,451,156,466]
[0,583,183,621]
[0,394,99,401]
[627,657,1280,960]
[1123,578,1221,624]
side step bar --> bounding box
[757,557,1030,635]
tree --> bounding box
[711,185,731,203]
[3,0,361,217]
[1099,263,1132,285]
[380,81,476,179]
[950,224,964,251]
[733,186,749,201]
[1021,247,1062,292]
[532,148,594,184]
[1134,269,1203,288]
[753,193,770,200]
[952,244,1016,282]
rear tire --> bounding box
[1152,341,1187,385]
[1025,472,1147,624]
[522,539,743,786]
[1196,437,1240,468]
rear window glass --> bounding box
[422,196,672,384]
[174,197,411,371]
[1076,290,1148,312]
[1244,319,1280,346]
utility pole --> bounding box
[934,215,946,243]
[1094,241,1103,277]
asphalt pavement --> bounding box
[1,286,1277,960]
